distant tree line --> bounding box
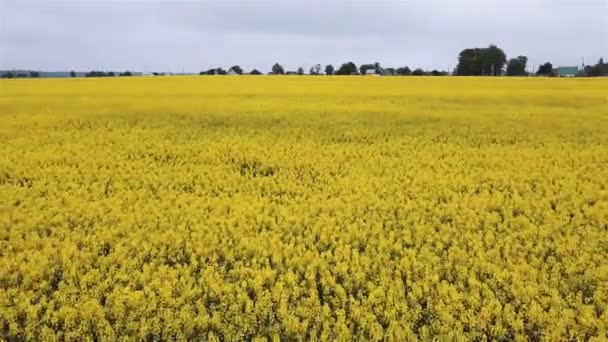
[85,71,132,77]
[3,48,606,79]
[1,71,39,79]
[193,53,607,77]
[195,62,447,77]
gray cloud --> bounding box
[1,0,606,73]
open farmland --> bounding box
[1,76,608,340]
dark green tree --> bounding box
[70,71,76,78]
[205,68,226,75]
[396,66,411,75]
[587,58,607,77]
[272,63,285,75]
[336,62,358,75]
[229,65,243,75]
[325,64,334,75]
[456,45,506,76]
[86,71,107,77]
[536,62,553,76]
[484,45,507,76]
[456,48,483,75]
[203,68,222,75]
[506,56,528,76]
[383,68,395,76]
[600,58,608,75]
[412,68,425,76]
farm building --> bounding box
[556,66,578,77]
[365,69,380,76]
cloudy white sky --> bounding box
[1,0,606,73]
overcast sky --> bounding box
[1,0,606,73]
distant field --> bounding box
[1,76,607,340]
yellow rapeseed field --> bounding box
[1,76,607,341]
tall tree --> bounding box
[297,67,304,75]
[335,62,358,75]
[586,58,608,77]
[600,58,608,76]
[325,64,334,75]
[272,63,285,75]
[593,58,607,76]
[484,45,507,76]
[456,48,484,75]
[506,56,528,76]
[536,62,553,76]
[456,45,506,76]
[70,71,76,78]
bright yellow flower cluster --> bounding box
[1,76,607,341]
